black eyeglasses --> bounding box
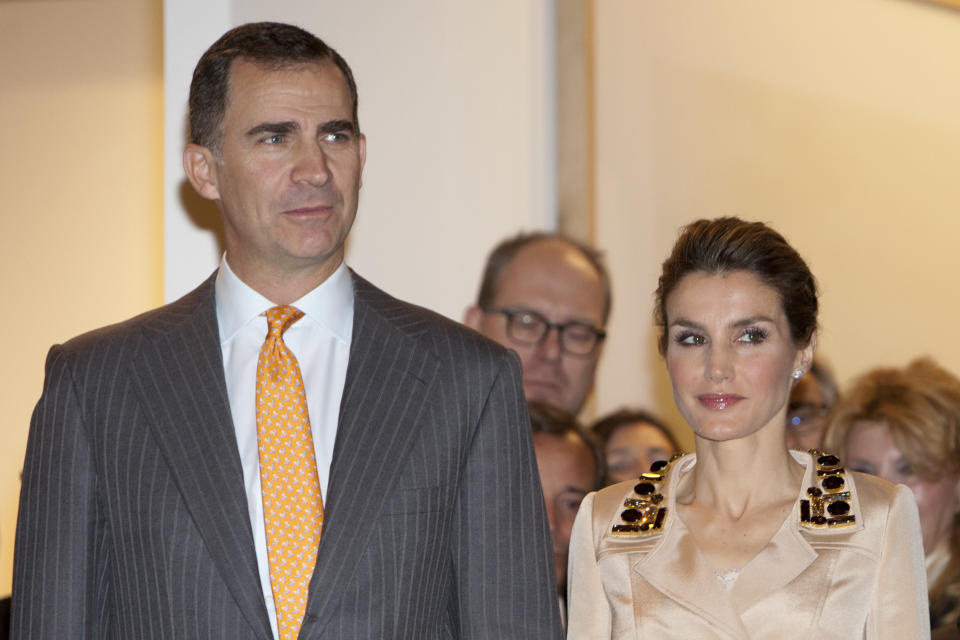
[482,306,606,356]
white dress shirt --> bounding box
[215,256,353,640]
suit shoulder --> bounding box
[54,276,215,360]
[350,271,518,366]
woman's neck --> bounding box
[679,434,804,519]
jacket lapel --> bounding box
[129,275,273,640]
[635,504,751,638]
[731,457,819,615]
[300,274,440,638]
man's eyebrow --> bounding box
[319,119,356,135]
[246,121,299,138]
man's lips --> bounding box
[697,394,744,410]
[525,379,561,392]
[283,204,333,216]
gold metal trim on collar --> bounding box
[611,453,685,536]
[800,450,856,529]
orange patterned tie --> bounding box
[256,306,323,640]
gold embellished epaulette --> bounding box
[799,451,856,529]
[611,453,685,536]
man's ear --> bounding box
[358,132,367,188]
[183,143,221,201]
[463,305,483,330]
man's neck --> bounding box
[225,253,344,305]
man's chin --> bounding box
[524,384,565,409]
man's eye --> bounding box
[517,313,540,328]
[263,134,285,144]
[564,325,595,343]
[323,132,349,143]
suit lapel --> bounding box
[130,275,273,640]
[300,274,440,638]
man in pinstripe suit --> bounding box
[12,22,562,639]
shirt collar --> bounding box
[215,254,354,346]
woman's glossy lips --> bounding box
[697,394,744,410]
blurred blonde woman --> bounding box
[824,358,960,638]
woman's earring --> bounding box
[793,369,804,380]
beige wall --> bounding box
[0,0,162,595]
[592,0,960,449]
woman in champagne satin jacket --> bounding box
[566,218,929,639]
[566,450,928,638]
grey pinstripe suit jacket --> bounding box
[12,272,563,639]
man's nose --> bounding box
[534,326,563,362]
[291,141,330,186]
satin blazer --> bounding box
[12,272,563,640]
[566,451,929,639]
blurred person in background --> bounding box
[528,402,603,624]
[592,408,679,485]
[786,359,839,451]
[824,358,960,639]
[465,232,610,417]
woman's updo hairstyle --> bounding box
[655,217,818,354]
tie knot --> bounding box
[265,305,304,339]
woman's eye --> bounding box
[675,332,706,346]
[895,461,915,477]
[738,327,767,344]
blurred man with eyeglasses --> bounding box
[464,233,608,620]
[464,232,610,418]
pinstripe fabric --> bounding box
[12,272,563,639]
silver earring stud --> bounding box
[793,369,804,380]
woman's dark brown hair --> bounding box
[655,217,818,354]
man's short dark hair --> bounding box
[528,402,604,490]
[188,22,360,154]
[475,232,612,324]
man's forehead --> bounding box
[493,240,606,318]
[533,432,596,485]
[225,58,348,103]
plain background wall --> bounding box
[0,0,163,597]
[592,0,960,448]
